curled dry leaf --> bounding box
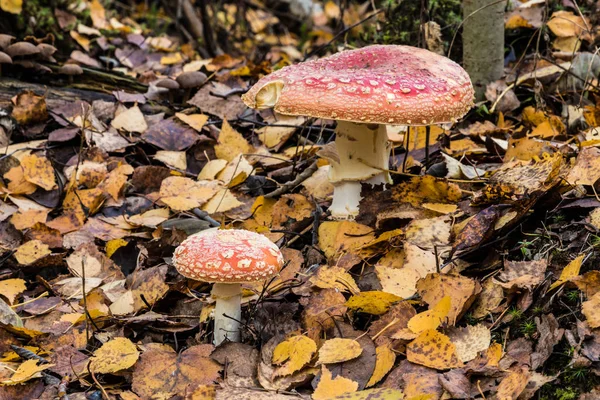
[494,259,547,290]
[549,253,585,291]
[365,343,396,388]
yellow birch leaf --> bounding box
[312,365,359,400]
[1,360,53,385]
[366,343,396,388]
[198,159,228,180]
[176,113,209,132]
[4,165,37,195]
[159,177,220,211]
[90,0,108,28]
[316,338,362,365]
[214,119,253,161]
[0,278,27,305]
[161,52,183,65]
[273,335,317,377]
[0,0,21,14]
[329,389,406,399]
[10,209,49,230]
[345,291,402,315]
[407,296,451,334]
[91,337,139,374]
[549,254,585,290]
[406,330,462,370]
[201,188,243,214]
[70,31,90,51]
[310,266,360,294]
[21,154,56,191]
[14,240,51,265]
[106,238,128,258]
[318,221,374,259]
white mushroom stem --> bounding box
[327,121,391,219]
[211,282,242,345]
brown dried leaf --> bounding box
[132,343,221,399]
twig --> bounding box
[264,161,318,198]
[192,208,221,227]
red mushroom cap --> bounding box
[172,229,284,283]
[242,45,474,125]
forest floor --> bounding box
[0,0,600,399]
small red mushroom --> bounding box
[242,45,474,219]
[172,228,284,345]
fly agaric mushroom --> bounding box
[172,228,284,345]
[242,45,474,219]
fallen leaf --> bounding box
[345,291,402,315]
[549,254,585,291]
[310,266,360,294]
[175,112,209,132]
[214,119,253,161]
[272,335,317,377]
[406,296,452,335]
[366,343,396,388]
[494,259,548,290]
[90,337,139,374]
[317,338,362,365]
[496,366,530,400]
[111,105,148,133]
[20,154,57,191]
[159,177,220,211]
[0,278,26,305]
[416,273,481,324]
[582,292,600,328]
[407,330,462,370]
[14,240,51,265]
[1,360,53,385]
[132,343,221,399]
[447,324,491,362]
[0,0,22,14]
[312,365,359,400]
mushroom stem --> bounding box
[327,121,391,219]
[211,282,242,345]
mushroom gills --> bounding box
[254,81,284,109]
[327,121,392,219]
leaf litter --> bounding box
[0,1,599,399]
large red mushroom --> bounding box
[242,45,474,219]
[172,228,284,345]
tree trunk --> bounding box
[462,0,505,101]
